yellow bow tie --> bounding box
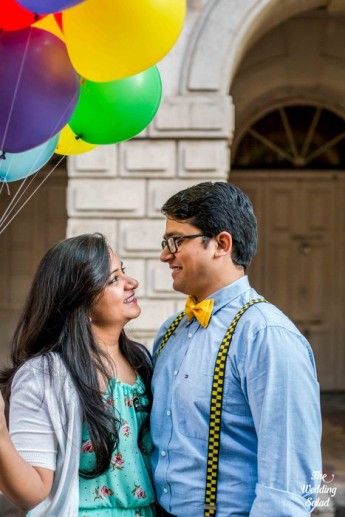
[185,297,214,328]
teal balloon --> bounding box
[0,135,58,182]
[69,66,162,144]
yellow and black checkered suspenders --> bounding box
[155,311,185,359]
[155,298,267,516]
[204,297,266,516]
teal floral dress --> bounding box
[79,376,156,517]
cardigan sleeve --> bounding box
[9,360,58,471]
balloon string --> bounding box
[0,133,58,222]
[0,84,78,224]
[0,29,32,152]
[0,155,66,236]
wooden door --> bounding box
[0,169,67,367]
[231,171,343,391]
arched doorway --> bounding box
[0,160,67,366]
[231,104,345,391]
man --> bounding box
[151,182,322,517]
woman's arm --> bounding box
[0,391,54,511]
[0,356,59,512]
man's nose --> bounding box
[160,246,173,262]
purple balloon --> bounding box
[0,28,79,153]
[17,0,84,14]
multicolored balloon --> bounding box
[0,134,58,182]
[63,0,186,82]
[55,125,96,155]
[17,0,83,14]
[0,0,43,31]
[69,67,162,144]
[0,28,79,153]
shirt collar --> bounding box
[205,275,251,315]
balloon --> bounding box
[18,0,83,14]
[0,0,43,31]
[0,135,58,182]
[69,67,162,145]
[0,28,79,153]
[55,125,96,155]
[63,0,186,82]
[33,13,64,40]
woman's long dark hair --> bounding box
[0,233,152,478]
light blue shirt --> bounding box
[151,276,322,517]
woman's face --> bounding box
[90,251,140,328]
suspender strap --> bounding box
[204,297,267,516]
[155,311,185,359]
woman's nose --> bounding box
[126,276,139,289]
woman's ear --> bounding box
[214,231,232,257]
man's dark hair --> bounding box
[161,181,257,269]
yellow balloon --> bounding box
[33,15,64,42]
[55,125,97,155]
[63,0,186,82]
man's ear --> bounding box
[214,231,232,257]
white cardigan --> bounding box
[9,353,82,516]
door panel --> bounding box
[231,171,343,391]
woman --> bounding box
[0,233,155,516]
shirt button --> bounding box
[163,487,168,493]
[161,450,167,457]
[166,410,171,416]
[188,333,192,338]
[173,370,178,376]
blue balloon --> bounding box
[17,0,84,14]
[0,135,58,183]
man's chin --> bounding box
[172,279,189,295]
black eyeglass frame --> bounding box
[161,233,208,254]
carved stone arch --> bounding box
[180,0,328,94]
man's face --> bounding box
[160,218,216,300]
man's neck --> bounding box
[193,268,245,302]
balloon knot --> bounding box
[75,134,82,141]
[0,151,6,160]
[34,13,40,21]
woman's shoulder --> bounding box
[12,353,69,391]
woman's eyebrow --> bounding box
[110,261,124,274]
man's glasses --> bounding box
[161,234,207,254]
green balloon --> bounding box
[69,66,162,144]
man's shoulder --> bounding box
[226,296,301,336]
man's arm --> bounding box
[243,325,322,516]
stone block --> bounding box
[66,218,118,248]
[119,220,165,258]
[67,179,145,218]
[147,179,201,217]
[126,299,176,332]
[146,260,182,298]
[68,146,117,177]
[178,140,229,177]
[119,140,176,177]
[122,258,145,298]
[150,95,233,138]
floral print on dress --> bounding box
[105,396,115,407]
[111,452,124,470]
[132,483,146,499]
[124,396,134,407]
[81,439,94,453]
[93,485,114,500]
[121,420,131,437]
